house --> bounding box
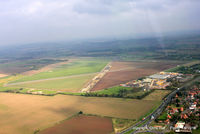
[174,121,185,132]
[180,107,184,112]
[169,108,179,114]
[180,114,188,119]
[167,114,172,119]
[174,121,192,133]
[165,119,170,124]
[176,94,179,98]
[189,104,196,110]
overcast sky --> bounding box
[0,0,200,46]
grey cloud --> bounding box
[0,0,199,46]
[72,0,136,15]
[73,2,112,15]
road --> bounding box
[120,75,200,134]
[119,88,178,134]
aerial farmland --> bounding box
[0,56,184,134]
[0,5,199,133]
[4,59,108,92]
[0,93,158,134]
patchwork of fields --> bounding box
[3,60,180,94]
[0,93,157,134]
[11,59,108,83]
[5,59,108,92]
[0,33,198,134]
[0,59,180,134]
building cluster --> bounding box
[156,86,200,133]
[120,72,183,90]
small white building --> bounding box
[189,104,196,110]
[175,121,185,132]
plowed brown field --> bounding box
[92,61,178,91]
[39,115,113,134]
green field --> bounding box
[10,74,95,92]
[10,59,108,83]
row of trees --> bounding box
[82,88,155,99]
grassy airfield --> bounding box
[3,59,107,93]
[11,59,107,83]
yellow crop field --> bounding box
[0,93,157,134]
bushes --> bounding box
[78,111,83,114]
